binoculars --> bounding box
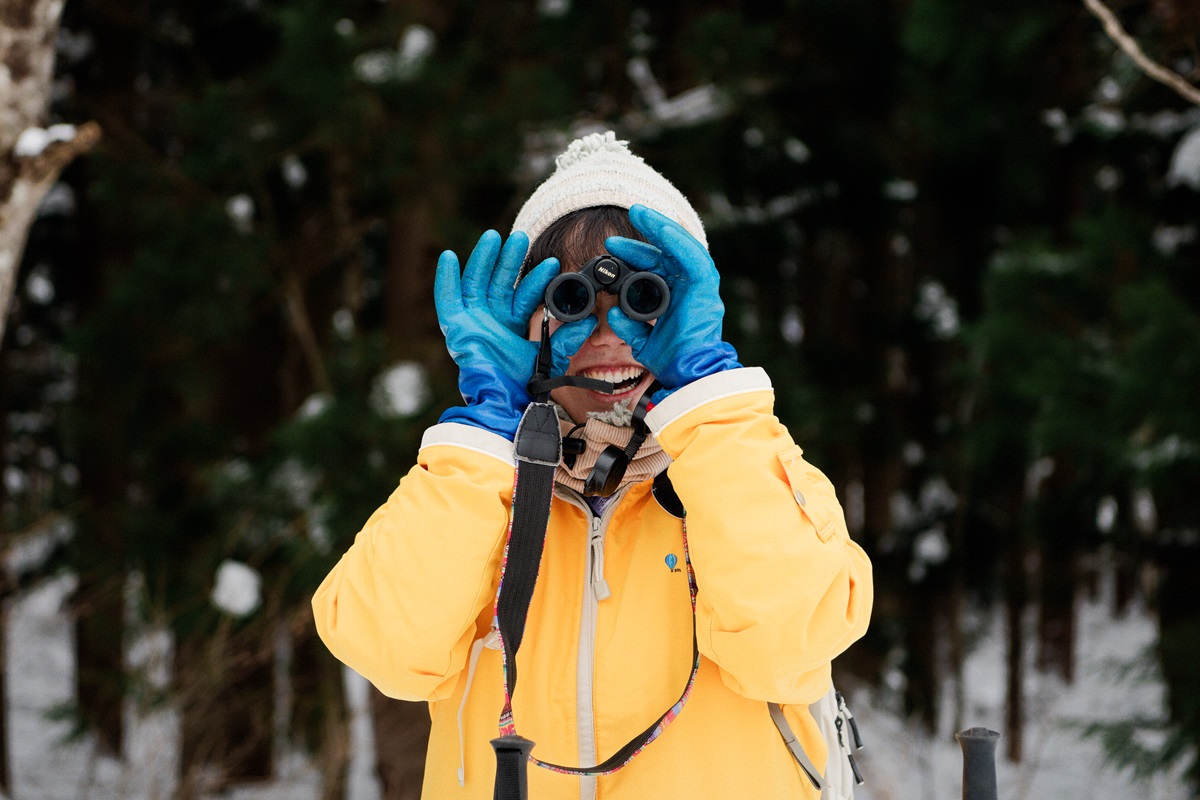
[545,254,670,323]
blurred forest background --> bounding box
[2,0,1199,798]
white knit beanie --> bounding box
[512,131,707,249]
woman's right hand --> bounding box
[435,230,596,439]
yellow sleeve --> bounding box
[647,368,874,705]
[312,423,514,701]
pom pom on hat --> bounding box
[554,131,633,170]
[512,131,707,248]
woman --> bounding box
[313,131,873,799]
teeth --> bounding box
[583,367,644,385]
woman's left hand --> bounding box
[604,204,741,394]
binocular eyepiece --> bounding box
[545,254,670,323]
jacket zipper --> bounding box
[453,486,627,793]
[560,486,627,800]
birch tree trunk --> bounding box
[1,0,98,790]
[0,0,99,342]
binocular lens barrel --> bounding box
[549,276,594,321]
[622,278,666,321]
[545,255,670,323]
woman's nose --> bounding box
[588,294,624,345]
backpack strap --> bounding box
[769,702,824,790]
[771,686,866,799]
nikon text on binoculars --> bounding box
[545,254,670,322]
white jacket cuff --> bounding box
[645,367,773,433]
[420,422,515,467]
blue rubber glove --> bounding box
[436,230,596,440]
[604,204,741,399]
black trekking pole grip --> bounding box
[955,727,1001,800]
[492,734,536,800]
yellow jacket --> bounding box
[313,368,873,799]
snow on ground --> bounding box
[4,570,1193,800]
[4,574,376,800]
[853,583,1192,800]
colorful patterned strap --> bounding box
[492,403,699,777]
[526,523,698,776]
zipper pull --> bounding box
[848,752,864,785]
[837,690,864,750]
[590,517,610,601]
[482,627,502,650]
[835,690,866,785]
[847,711,864,750]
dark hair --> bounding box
[519,206,644,281]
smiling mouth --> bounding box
[580,366,647,393]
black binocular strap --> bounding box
[496,402,561,698]
[491,401,560,800]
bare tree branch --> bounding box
[0,122,101,343]
[281,270,332,393]
[1,0,102,344]
[1083,0,1200,106]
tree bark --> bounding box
[0,344,9,794]
[906,583,940,733]
[72,343,130,758]
[1033,458,1084,685]
[385,202,440,363]
[73,561,125,756]
[1156,540,1200,790]
[1036,541,1078,684]
[1003,500,1028,763]
[947,449,972,734]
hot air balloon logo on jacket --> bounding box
[664,554,682,573]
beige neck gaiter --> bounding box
[554,414,671,495]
